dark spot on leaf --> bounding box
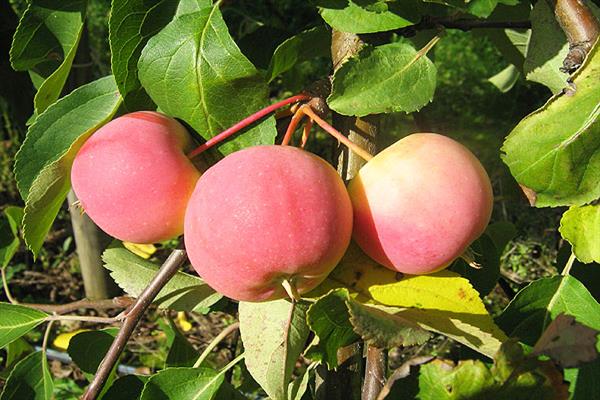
[457,288,466,299]
[446,385,453,393]
[354,271,363,281]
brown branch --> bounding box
[362,347,387,400]
[22,296,134,315]
[395,18,531,37]
[546,0,600,72]
[82,249,188,400]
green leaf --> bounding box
[138,5,277,155]
[9,0,86,116]
[502,40,600,207]
[560,204,600,263]
[497,275,600,399]
[140,367,225,400]
[13,75,122,256]
[102,243,222,313]
[0,303,48,349]
[347,299,431,349]
[328,41,436,116]
[3,338,34,376]
[314,243,507,357]
[102,375,148,400]
[418,341,569,399]
[0,207,23,269]
[166,318,198,368]
[497,275,600,347]
[418,359,495,399]
[176,0,212,16]
[305,289,359,369]
[67,329,116,374]
[109,0,181,111]
[315,0,421,34]
[523,1,568,93]
[489,64,520,93]
[239,300,310,400]
[0,351,53,400]
[288,363,317,400]
[266,26,331,83]
[426,0,502,17]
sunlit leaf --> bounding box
[314,243,507,357]
[239,300,309,400]
[13,76,122,256]
[502,40,600,207]
[560,204,600,263]
[102,243,222,313]
[328,41,436,116]
[138,4,276,155]
[0,303,47,350]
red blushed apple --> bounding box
[348,133,493,275]
[184,145,353,302]
[71,111,201,243]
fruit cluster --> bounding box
[71,101,493,303]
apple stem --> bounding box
[281,278,301,302]
[300,105,374,162]
[301,119,313,149]
[460,247,482,269]
[281,107,307,146]
[187,94,310,159]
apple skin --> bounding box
[184,145,353,302]
[71,111,201,243]
[348,133,493,275]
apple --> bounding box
[71,111,201,243]
[348,133,493,274]
[184,145,353,302]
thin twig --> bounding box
[187,94,309,158]
[395,18,531,37]
[22,296,134,315]
[42,319,55,355]
[281,107,307,146]
[1,267,18,304]
[301,105,374,162]
[562,253,576,276]
[45,314,124,324]
[193,322,240,368]
[82,249,188,400]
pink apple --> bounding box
[71,111,200,243]
[184,145,353,302]
[348,133,493,274]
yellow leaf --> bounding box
[53,329,90,351]
[123,242,157,259]
[319,243,507,357]
[176,312,192,332]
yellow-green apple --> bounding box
[348,133,493,274]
